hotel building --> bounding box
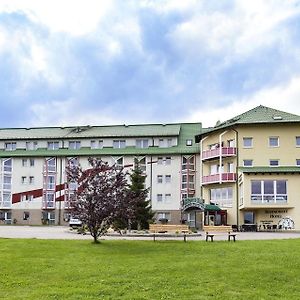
[196,105,300,231]
[0,105,299,230]
[0,123,201,226]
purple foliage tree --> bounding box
[66,157,134,243]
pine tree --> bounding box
[129,159,154,230]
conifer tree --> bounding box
[129,159,154,230]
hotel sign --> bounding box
[264,209,288,219]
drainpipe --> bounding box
[219,131,228,184]
[232,128,239,228]
[200,136,208,198]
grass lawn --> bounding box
[0,238,299,299]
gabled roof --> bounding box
[196,105,300,141]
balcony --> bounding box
[202,147,237,161]
[202,173,237,185]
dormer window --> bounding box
[113,140,126,149]
[136,139,149,149]
[5,142,16,151]
[186,139,193,146]
[69,141,81,150]
[47,142,59,150]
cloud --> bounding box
[1,1,300,127]
[189,76,300,127]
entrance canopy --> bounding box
[205,204,221,211]
[181,198,205,211]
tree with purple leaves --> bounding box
[66,157,134,243]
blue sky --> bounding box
[1,0,300,128]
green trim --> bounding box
[204,204,221,211]
[239,166,300,173]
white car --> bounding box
[69,218,82,228]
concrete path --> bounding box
[0,226,300,241]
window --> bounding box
[270,159,279,166]
[48,142,59,150]
[157,175,163,183]
[157,157,163,165]
[165,157,171,165]
[165,175,171,183]
[69,141,81,150]
[189,175,195,189]
[296,136,300,147]
[136,139,149,149]
[5,142,16,151]
[159,139,164,147]
[228,162,234,173]
[228,140,235,147]
[186,139,193,146]
[157,194,163,202]
[30,159,35,167]
[251,180,287,203]
[269,137,279,147]
[3,158,12,172]
[243,160,253,167]
[165,194,171,204]
[47,175,55,189]
[3,175,11,189]
[134,157,146,172]
[29,176,34,184]
[182,156,195,171]
[26,141,38,150]
[23,211,30,220]
[297,159,300,166]
[21,195,33,202]
[210,187,233,208]
[22,159,28,167]
[47,158,56,172]
[243,137,253,148]
[113,140,126,149]
[244,212,255,224]
[167,138,172,147]
[44,192,55,208]
[91,140,103,149]
[182,175,187,189]
[157,212,171,221]
[113,157,123,169]
[21,176,27,184]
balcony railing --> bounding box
[202,147,237,160]
[202,173,237,185]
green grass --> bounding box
[0,238,299,299]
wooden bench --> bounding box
[203,225,237,242]
[149,224,189,233]
[149,224,190,242]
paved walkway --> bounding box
[0,226,300,241]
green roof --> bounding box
[239,166,300,173]
[197,105,300,139]
[0,123,201,157]
[0,124,183,140]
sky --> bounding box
[1,0,300,128]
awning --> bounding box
[205,204,221,211]
[181,198,205,211]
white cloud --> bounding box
[188,76,300,127]
[169,0,300,61]
[0,0,114,36]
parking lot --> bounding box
[0,226,300,241]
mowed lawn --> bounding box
[0,238,300,299]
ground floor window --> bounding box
[210,187,233,207]
[244,211,255,224]
[0,211,12,224]
[41,211,55,225]
[156,212,171,223]
[251,180,287,203]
